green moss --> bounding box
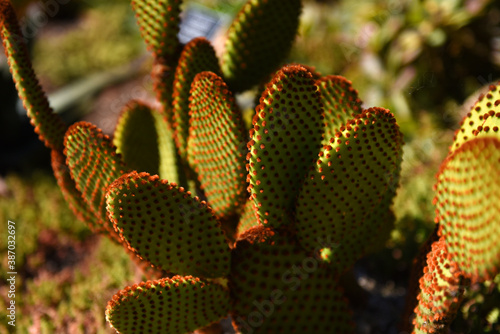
[32,3,143,87]
[0,172,136,333]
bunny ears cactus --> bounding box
[0,0,409,333]
[101,61,403,333]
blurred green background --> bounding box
[0,0,499,333]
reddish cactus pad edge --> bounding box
[106,275,230,334]
[412,238,467,334]
[434,137,500,283]
[221,0,302,92]
[187,71,248,219]
[230,228,354,334]
[171,37,221,160]
[0,0,66,151]
[295,107,403,274]
[247,64,324,228]
[106,171,231,279]
[63,122,130,239]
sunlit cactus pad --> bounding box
[230,228,354,333]
[434,137,500,282]
[106,171,231,278]
[106,276,230,334]
[452,82,500,153]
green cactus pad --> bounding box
[230,227,354,333]
[317,75,363,141]
[172,37,221,159]
[155,113,187,186]
[131,0,181,62]
[434,137,500,282]
[295,107,403,274]
[236,200,260,236]
[51,150,102,232]
[106,275,230,334]
[412,238,466,334]
[451,82,500,153]
[221,0,302,92]
[0,0,66,151]
[247,65,324,227]
[64,122,130,236]
[113,101,161,175]
[106,171,231,278]
[187,71,248,219]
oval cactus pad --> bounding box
[247,65,324,227]
[221,0,302,92]
[172,37,221,159]
[106,275,230,334]
[230,228,354,333]
[187,71,248,219]
[434,137,500,282]
[131,0,181,62]
[451,82,500,154]
[295,107,403,274]
[106,171,231,278]
[64,122,130,236]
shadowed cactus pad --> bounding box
[106,275,230,334]
[221,0,302,92]
[106,171,231,278]
[295,107,403,273]
[247,65,324,227]
[230,228,354,333]
[317,75,363,142]
[113,101,161,175]
[187,71,248,219]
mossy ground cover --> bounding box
[0,172,137,334]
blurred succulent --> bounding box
[404,83,500,334]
